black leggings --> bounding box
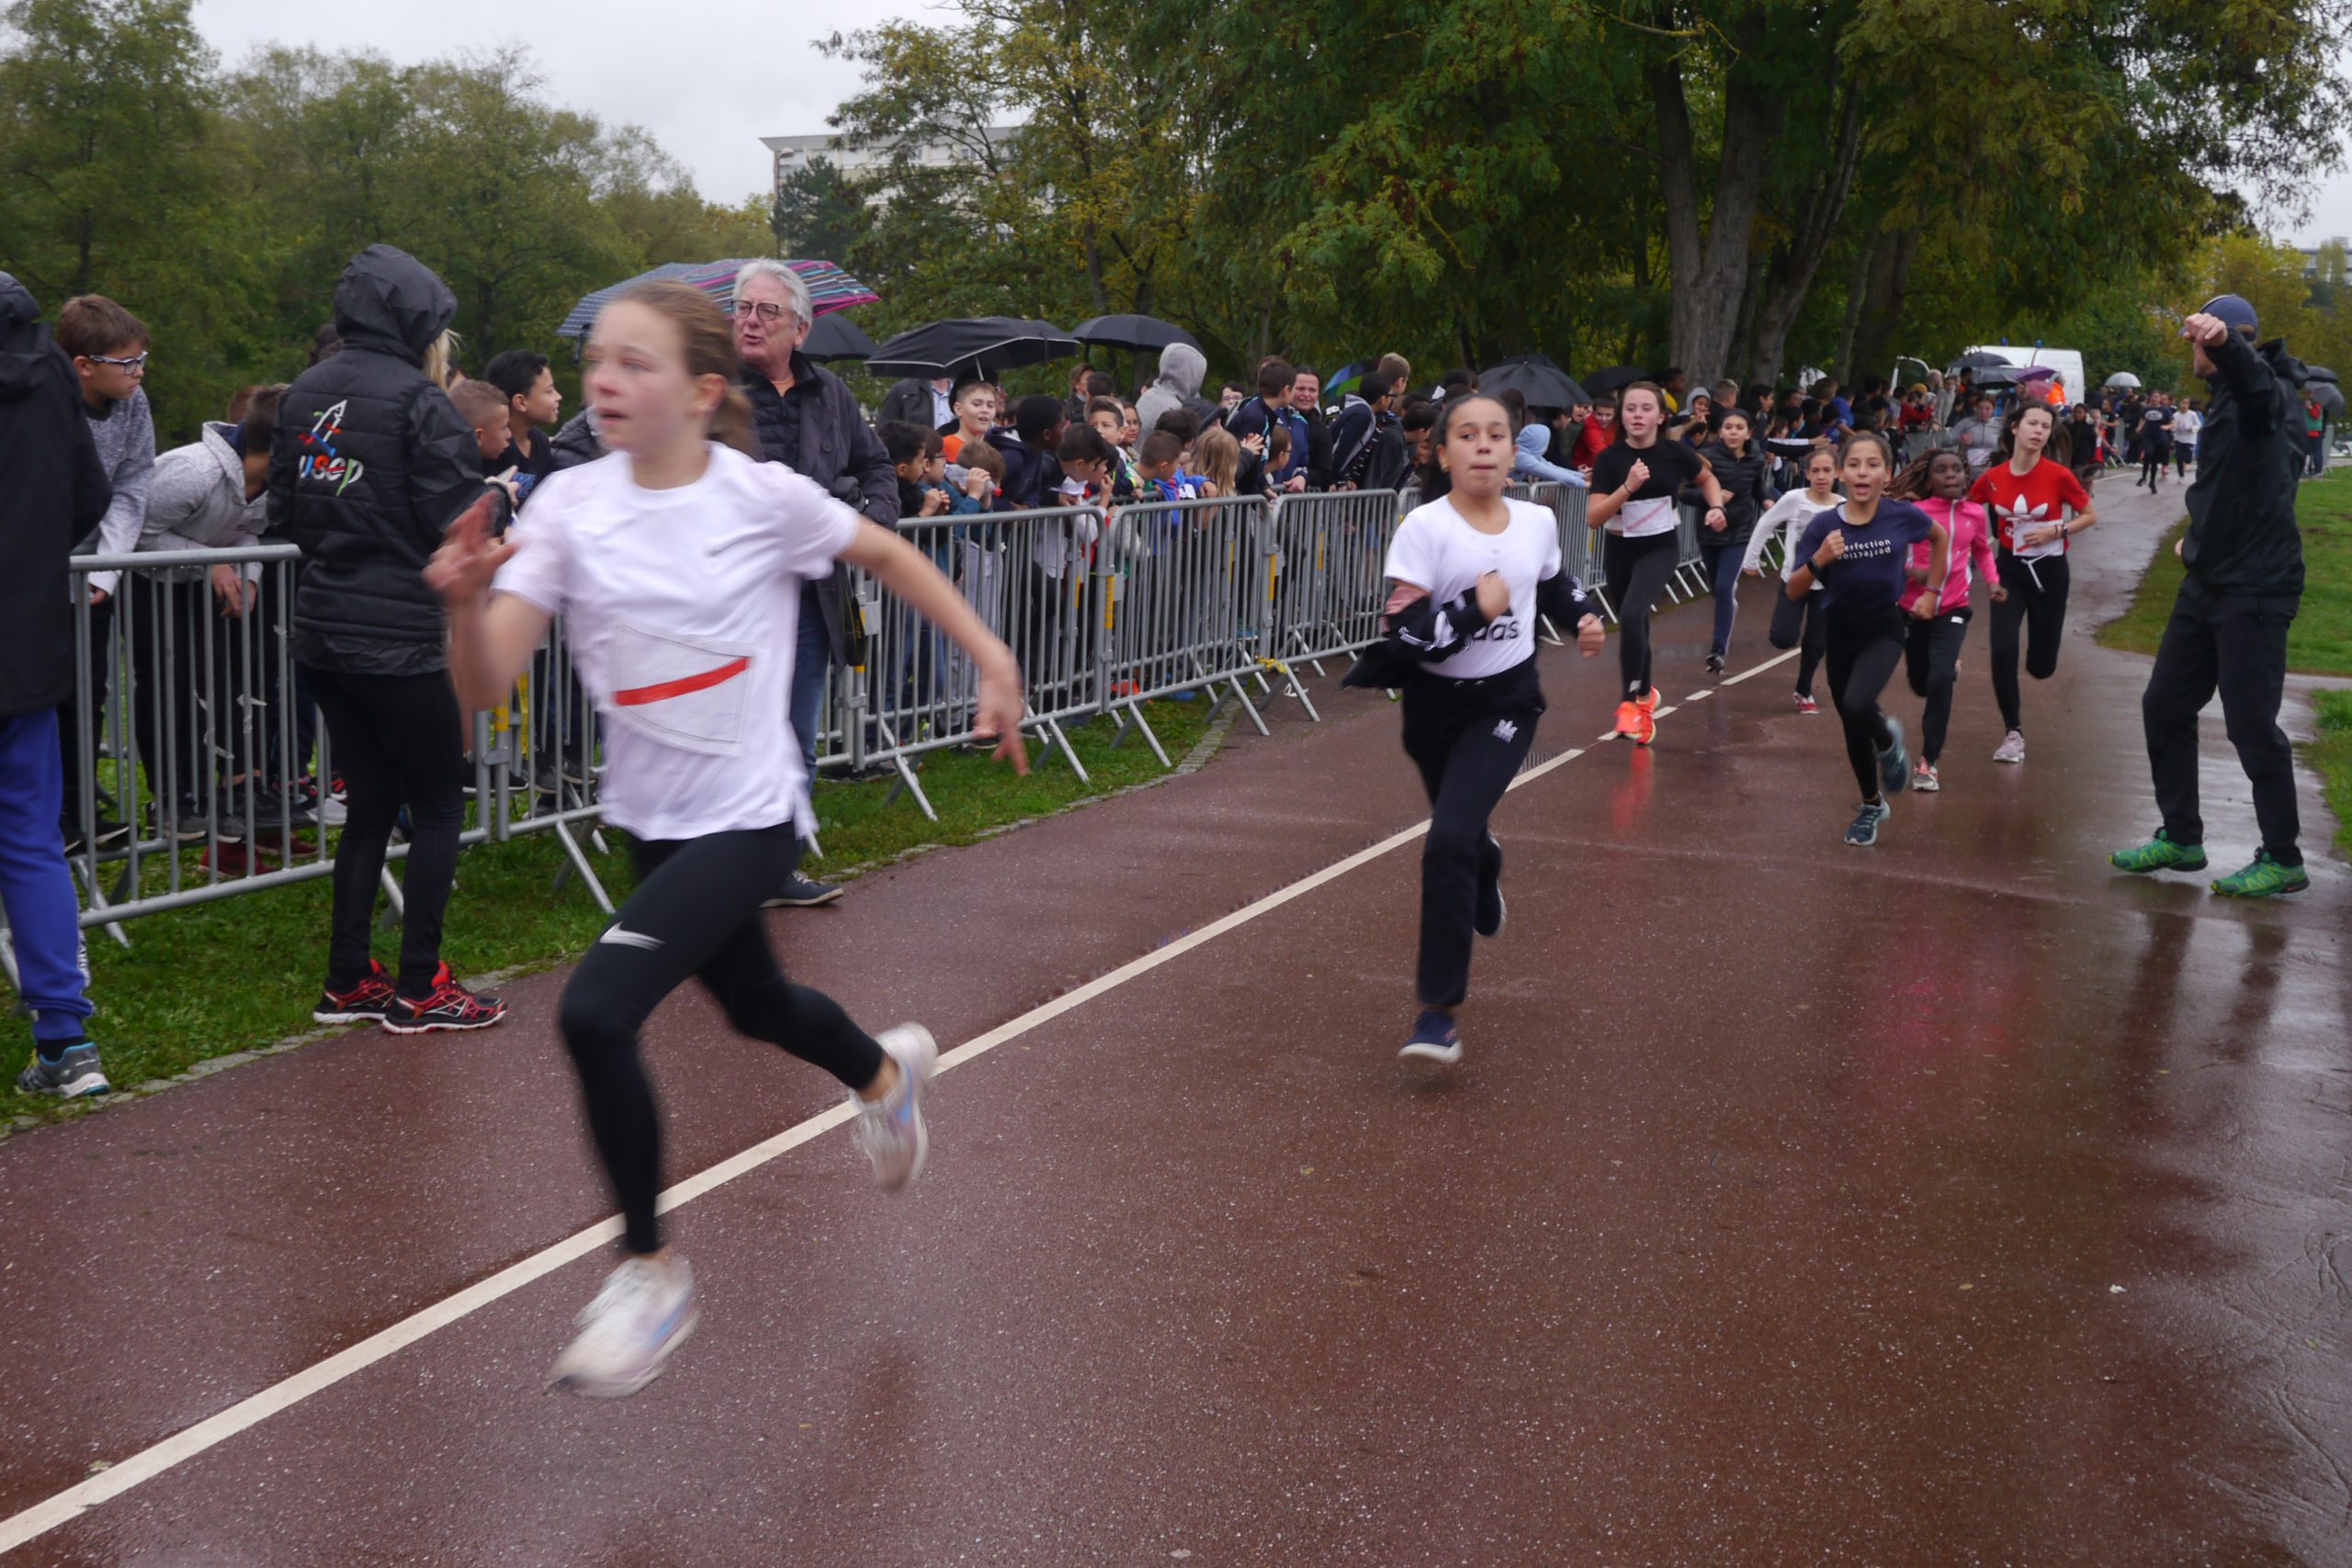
[1904,607,1972,764]
[302,665,467,998]
[1988,554,2069,733]
[1826,606,1906,802]
[1602,531,1680,701]
[559,824,885,1255]
[1400,661,1541,1010]
[1768,589,1826,699]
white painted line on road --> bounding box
[0,643,1797,1557]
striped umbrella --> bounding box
[557,258,877,339]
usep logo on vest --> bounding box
[297,400,368,496]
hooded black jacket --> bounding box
[266,245,492,675]
[0,273,112,716]
[2183,331,2305,599]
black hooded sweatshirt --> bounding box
[266,245,492,675]
[2182,330,2305,599]
[0,273,112,716]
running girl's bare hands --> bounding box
[1990,581,2009,603]
[424,494,514,607]
[1813,531,1846,569]
[2174,536,2185,558]
[2021,524,2064,550]
[973,662,1030,775]
[1742,566,1761,578]
[1475,570,1510,619]
[1704,506,1726,532]
[1905,564,1929,583]
[1624,458,1651,491]
[1907,593,1937,621]
[1575,614,1605,656]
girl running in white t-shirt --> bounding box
[1372,395,1604,1064]
[1743,445,1840,712]
[426,281,1027,1398]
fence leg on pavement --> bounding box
[1223,673,1270,736]
[549,819,616,915]
[1262,659,1321,723]
[1109,700,1173,769]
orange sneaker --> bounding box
[1613,700,1642,738]
[1628,704,1657,746]
[1636,686,1659,714]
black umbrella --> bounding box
[1582,364,1647,398]
[1970,364,2025,387]
[1070,313,1198,353]
[2304,365,2338,385]
[2310,378,2346,419]
[1477,355,1589,410]
[865,316,1082,380]
[802,313,876,363]
[1951,350,2011,370]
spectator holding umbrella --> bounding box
[729,258,898,909]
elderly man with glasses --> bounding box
[731,259,899,908]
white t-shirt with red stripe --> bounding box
[493,444,862,840]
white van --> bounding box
[1960,345,2086,407]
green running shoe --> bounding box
[2210,851,2310,898]
[2109,829,2207,874]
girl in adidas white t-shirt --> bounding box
[425,281,1026,1399]
[1374,394,1604,1065]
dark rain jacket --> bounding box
[2183,331,2305,599]
[741,351,897,663]
[0,273,112,716]
[1686,442,1773,547]
[266,245,492,676]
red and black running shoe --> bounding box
[314,959,398,1025]
[382,964,507,1034]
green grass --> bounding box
[2309,690,2352,855]
[2098,466,2352,676]
[3,701,1215,1127]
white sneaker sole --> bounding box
[867,1024,937,1191]
[548,1304,700,1399]
[1398,1040,1463,1065]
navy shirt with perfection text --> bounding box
[1792,500,1936,613]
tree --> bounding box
[0,0,263,427]
[771,155,871,265]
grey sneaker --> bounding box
[763,872,842,908]
[17,1041,110,1099]
[546,1253,698,1398]
[1844,798,1891,848]
[854,1024,938,1190]
[1992,729,2025,764]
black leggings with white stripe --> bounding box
[1400,660,1542,1010]
[558,823,885,1255]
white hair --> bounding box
[733,258,811,329]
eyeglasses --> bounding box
[731,300,796,325]
[87,351,149,372]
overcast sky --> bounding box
[190,0,2352,244]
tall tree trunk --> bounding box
[1746,83,1869,390]
[1647,20,1772,387]
[1849,227,1920,389]
[1730,253,1768,385]
[1833,244,1870,383]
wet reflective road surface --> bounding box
[1,482,2345,1564]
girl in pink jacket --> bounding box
[1890,450,1999,792]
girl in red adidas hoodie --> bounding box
[1888,450,1998,792]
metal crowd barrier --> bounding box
[22,478,1773,948]
[48,545,497,946]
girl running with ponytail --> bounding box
[1969,402,2098,765]
[1742,444,1840,713]
[1885,449,1997,792]
[1689,404,1772,674]
[1587,382,1730,744]
[426,281,1028,1397]
[1782,433,1951,846]
[1357,394,1603,1065]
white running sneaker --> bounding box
[547,1253,698,1398]
[1913,761,1940,792]
[855,1024,938,1191]
[1992,729,2025,764]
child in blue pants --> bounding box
[2,710,106,1096]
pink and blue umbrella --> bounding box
[557,259,877,340]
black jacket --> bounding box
[876,378,942,431]
[742,352,897,663]
[549,409,606,471]
[0,273,112,716]
[2183,332,2305,599]
[267,245,491,675]
[1687,442,1772,546]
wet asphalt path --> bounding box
[2,478,2346,1564]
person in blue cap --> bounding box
[2111,296,2310,897]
